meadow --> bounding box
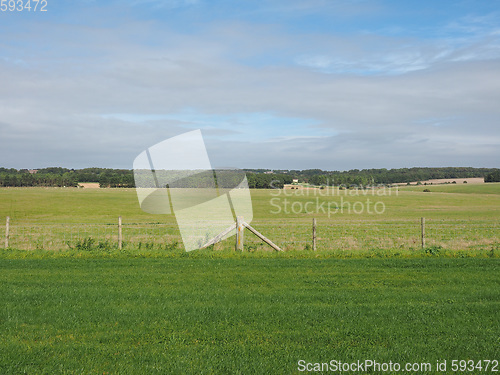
[1,183,499,223]
[0,183,499,253]
[0,184,499,373]
[401,183,500,195]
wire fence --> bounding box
[248,219,499,251]
[1,217,498,251]
[1,222,179,251]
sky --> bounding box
[1,0,499,170]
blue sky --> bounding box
[1,0,499,169]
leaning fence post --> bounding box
[5,216,10,249]
[236,216,244,251]
[421,217,425,248]
[242,221,283,252]
[312,218,317,251]
[118,216,123,250]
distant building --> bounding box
[28,169,38,174]
[292,179,299,184]
[264,171,274,174]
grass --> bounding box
[1,185,498,252]
[0,188,163,224]
[0,185,499,372]
[399,182,500,195]
[0,258,499,374]
[0,183,499,224]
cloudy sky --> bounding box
[1,0,499,170]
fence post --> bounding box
[421,217,425,248]
[5,216,9,249]
[312,218,317,251]
[242,221,283,252]
[236,216,244,251]
[118,216,122,250]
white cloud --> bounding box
[295,31,500,75]
[0,10,499,169]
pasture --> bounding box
[0,184,499,254]
[0,184,499,373]
[0,183,499,223]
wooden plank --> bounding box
[200,223,236,249]
[236,216,244,251]
[118,216,123,250]
[312,218,317,251]
[242,222,283,252]
[421,217,425,248]
[5,216,9,249]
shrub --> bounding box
[164,241,178,251]
[67,237,95,251]
[67,237,118,251]
[424,245,442,256]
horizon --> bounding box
[2,166,498,173]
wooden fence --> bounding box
[2,216,499,251]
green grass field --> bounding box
[400,183,500,195]
[0,185,499,373]
[1,183,499,223]
[0,184,499,253]
[1,258,499,374]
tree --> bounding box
[485,170,500,183]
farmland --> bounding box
[0,184,499,254]
[0,183,499,223]
[0,185,499,374]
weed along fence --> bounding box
[2,217,180,252]
[2,216,499,252]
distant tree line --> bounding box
[0,167,134,188]
[276,167,498,187]
[0,167,78,187]
[246,173,294,189]
[247,167,498,187]
[485,170,500,183]
[0,166,497,188]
